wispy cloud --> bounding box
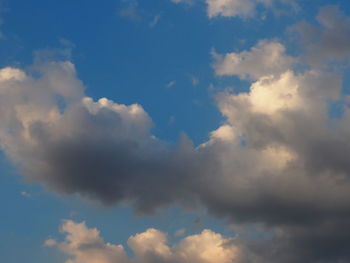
[149,14,161,28]
[119,0,142,22]
[189,74,199,86]
[165,80,176,88]
[20,191,31,198]
[119,0,162,27]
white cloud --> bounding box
[175,229,239,263]
[57,220,130,263]
[128,228,172,262]
[119,1,142,22]
[205,0,297,18]
[165,80,176,88]
[190,75,199,86]
[0,67,26,82]
[149,14,161,28]
[213,40,295,80]
[20,191,31,198]
[43,239,57,247]
[171,0,297,18]
[206,0,258,18]
[49,220,241,263]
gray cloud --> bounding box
[291,5,350,66]
[3,6,350,262]
[0,61,197,213]
[2,56,350,262]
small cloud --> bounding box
[119,0,142,22]
[20,191,31,198]
[43,239,57,247]
[171,0,194,6]
[189,75,199,86]
[165,80,176,88]
[174,228,186,237]
[119,1,162,27]
[149,14,161,28]
[59,38,75,50]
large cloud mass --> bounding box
[0,61,196,212]
[2,5,350,263]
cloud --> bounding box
[206,0,297,18]
[20,191,31,198]
[189,75,199,86]
[119,1,142,22]
[54,220,130,263]
[43,239,57,247]
[3,9,350,260]
[170,0,297,18]
[212,40,295,80]
[206,0,259,18]
[149,14,161,28]
[0,61,196,213]
[291,5,350,66]
[196,44,350,261]
[119,1,161,27]
[165,80,176,88]
[49,220,240,263]
[170,0,194,6]
[1,50,350,262]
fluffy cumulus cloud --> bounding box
[52,220,130,263]
[3,5,350,263]
[0,61,200,213]
[198,66,350,261]
[212,40,295,80]
[48,220,240,263]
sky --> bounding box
[1,0,350,262]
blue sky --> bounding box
[2,1,350,263]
